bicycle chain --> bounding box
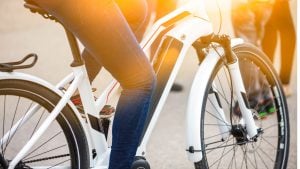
[23,154,70,164]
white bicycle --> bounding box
[0,0,289,169]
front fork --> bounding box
[205,34,259,139]
[227,61,258,138]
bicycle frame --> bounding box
[1,0,259,168]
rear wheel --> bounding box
[0,79,89,168]
[195,43,289,169]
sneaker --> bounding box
[233,90,275,120]
[100,105,115,118]
[255,97,275,119]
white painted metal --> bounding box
[56,73,74,89]
[8,68,84,169]
[94,148,111,168]
[95,80,119,117]
[0,71,98,166]
[0,0,255,167]
[0,104,41,146]
[77,67,99,118]
[210,84,231,139]
[165,18,213,45]
[74,66,109,167]
[231,38,244,47]
[137,16,213,157]
[227,61,258,137]
[186,46,224,162]
[185,39,250,163]
[137,43,190,156]
[140,0,209,54]
[0,72,84,122]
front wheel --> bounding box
[0,79,89,168]
[196,43,289,169]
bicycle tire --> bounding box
[0,79,89,168]
[195,43,290,169]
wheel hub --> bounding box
[0,154,8,169]
[0,156,32,169]
[231,124,248,144]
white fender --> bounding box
[186,38,244,162]
[0,71,95,165]
[0,71,84,123]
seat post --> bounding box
[64,28,84,67]
[23,1,84,67]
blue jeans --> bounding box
[31,0,156,169]
[82,0,151,82]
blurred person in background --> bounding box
[231,0,296,96]
[261,0,296,96]
[231,0,272,46]
[231,0,275,118]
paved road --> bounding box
[0,0,297,168]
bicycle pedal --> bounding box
[100,105,115,118]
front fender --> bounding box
[186,39,244,162]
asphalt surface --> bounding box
[0,0,297,168]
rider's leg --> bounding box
[82,0,151,82]
[32,1,156,169]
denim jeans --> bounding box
[31,0,156,169]
[82,0,151,82]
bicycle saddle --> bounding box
[24,0,57,21]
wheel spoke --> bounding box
[261,137,277,150]
[5,101,34,153]
[255,148,270,169]
[245,151,257,169]
[252,143,258,169]
[4,96,21,153]
[211,87,231,107]
[202,51,288,169]
[263,123,279,131]
[0,82,85,168]
[258,147,275,163]
[204,130,230,140]
[47,159,70,169]
[240,145,247,169]
[2,95,6,155]
[24,131,63,159]
[209,146,235,168]
[226,146,235,169]
[216,138,230,169]
[216,74,229,105]
[206,136,234,155]
[205,108,228,127]
[24,144,67,161]
[262,135,279,138]
[30,109,46,139]
[24,154,70,165]
[204,123,231,126]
